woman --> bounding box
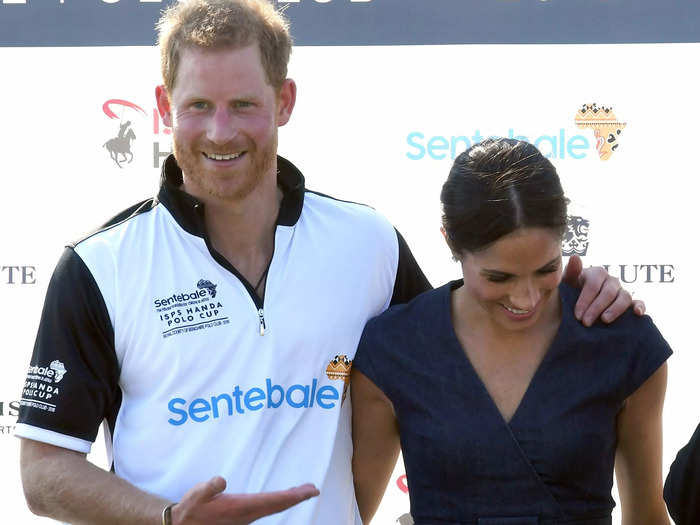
[352,138,671,525]
[664,422,700,524]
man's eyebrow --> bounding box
[230,93,262,101]
[180,95,209,103]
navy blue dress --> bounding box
[353,281,672,525]
[664,423,700,525]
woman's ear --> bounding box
[440,226,460,262]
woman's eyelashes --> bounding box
[482,262,560,283]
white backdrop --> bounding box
[1,41,699,523]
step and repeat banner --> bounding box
[1,1,699,523]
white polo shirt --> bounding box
[16,155,430,525]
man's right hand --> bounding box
[20,439,318,525]
[171,476,319,525]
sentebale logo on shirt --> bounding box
[167,379,340,426]
[154,280,229,338]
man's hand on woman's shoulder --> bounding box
[562,255,645,327]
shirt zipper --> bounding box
[254,239,274,337]
[258,308,266,336]
[196,203,275,337]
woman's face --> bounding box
[457,227,563,332]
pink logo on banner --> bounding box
[395,475,414,523]
[396,474,409,493]
[102,99,146,120]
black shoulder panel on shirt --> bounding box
[390,229,432,306]
[276,156,305,226]
[100,198,157,229]
[304,189,374,209]
[665,423,700,525]
[17,248,121,444]
[70,198,157,248]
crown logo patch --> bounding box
[326,355,352,402]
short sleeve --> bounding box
[15,248,120,453]
[621,315,672,400]
[353,317,393,400]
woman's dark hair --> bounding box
[441,138,568,254]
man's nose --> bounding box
[207,107,237,145]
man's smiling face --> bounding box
[157,44,294,203]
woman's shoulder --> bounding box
[363,280,455,337]
[558,281,672,398]
[558,281,664,342]
[353,281,457,395]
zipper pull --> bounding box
[258,308,266,336]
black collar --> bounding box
[156,154,306,237]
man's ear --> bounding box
[276,78,297,127]
[155,85,173,128]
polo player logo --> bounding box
[104,121,136,167]
[102,99,147,168]
[562,215,590,257]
